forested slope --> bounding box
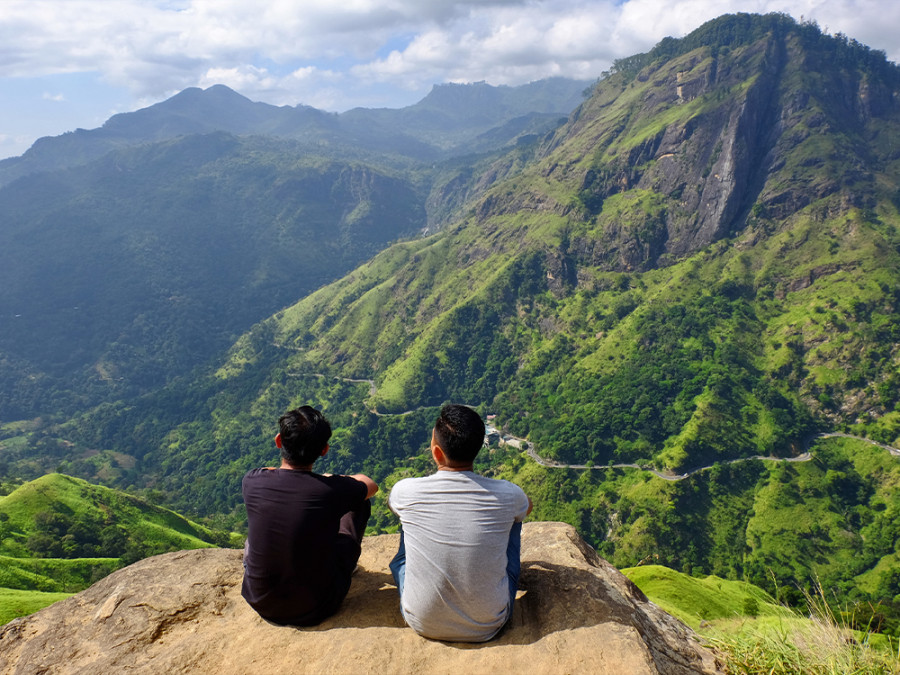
[0,134,426,419]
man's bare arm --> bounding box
[350,473,379,499]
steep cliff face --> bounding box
[567,36,783,267]
[506,14,900,273]
[0,523,720,675]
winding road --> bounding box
[524,446,814,481]
[281,365,900,480]
[524,434,899,481]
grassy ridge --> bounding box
[0,588,72,626]
[0,473,236,559]
[621,564,787,629]
[0,473,240,624]
[0,556,121,593]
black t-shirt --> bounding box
[241,468,367,623]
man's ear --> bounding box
[431,445,446,467]
[320,444,329,457]
[274,433,283,449]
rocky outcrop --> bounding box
[0,522,720,675]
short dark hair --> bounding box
[278,406,332,467]
[434,404,485,464]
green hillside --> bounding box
[0,134,426,421]
[623,563,900,674]
[0,473,236,561]
[67,13,899,503]
[153,11,900,479]
[2,13,899,632]
[32,15,895,582]
[0,473,239,624]
[498,436,900,614]
[621,563,786,629]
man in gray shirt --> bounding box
[388,404,532,641]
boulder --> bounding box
[0,522,721,674]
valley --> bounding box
[0,12,899,652]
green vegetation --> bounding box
[0,473,236,560]
[490,438,900,622]
[0,555,121,593]
[708,622,900,675]
[621,564,788,629]
[0,137,427,422]
[0,589,72,626]
[624,564,900,674]
[0,473,238,624]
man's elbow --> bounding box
[353,474,379,499]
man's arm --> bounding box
[525,496,533,516]
[349,473,379,499]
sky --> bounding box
[0,0,897,160]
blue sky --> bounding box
[1,0,897,160]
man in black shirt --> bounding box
[241,405,378,625]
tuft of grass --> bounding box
[706,618,900,674]
[705,585,900,675]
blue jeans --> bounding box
[389,521,523,613]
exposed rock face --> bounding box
[540,23,900,275]
[0,522,720,675]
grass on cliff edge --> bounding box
[705,617,900,675]
[0,588,71,626]
[623,564,900,674]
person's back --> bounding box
[388,405,531,641]
[241,406,378,626]
[242,468,369,624]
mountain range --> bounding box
[0,78,587,187]
[1,12,899,624]
[0,77,588,420]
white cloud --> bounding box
[42,92,65,101]
[0,0,897,118]
[199,66,278,95]
[0,132,32,152]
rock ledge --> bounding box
[0,522,720,675]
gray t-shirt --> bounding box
[388,471,530,641]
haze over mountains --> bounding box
[0,77,588,420]
[0,78,588,186]
[1,12,900,628]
